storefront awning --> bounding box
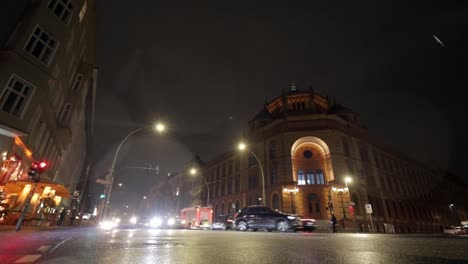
[2,178,71,198]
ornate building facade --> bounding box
[202,86,467,233]
[0,0,96,222]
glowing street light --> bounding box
[143,196,147,200]
[155,122,166,133]
[190,168,197,175]
[118,183,122,187]
[237,141,265,204]
[102,121,167,220]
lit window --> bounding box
[306,171,315,184]
[24,26,57,64]
[316,170,325,184]
[298,170,305,185]
[48,0,74,23]
[0,75,33,116]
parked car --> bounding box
[299,218,318,232]
[234,205,300,232]
[443,225,468,235]
[212,215,234,230]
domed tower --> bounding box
[246,84,366,224]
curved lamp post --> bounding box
[189,167,210,206]
[344,176,356,232]
[238,142,266,205]
[102,122,166,220]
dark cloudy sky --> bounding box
[90,0,467,208]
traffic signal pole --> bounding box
[15,181,39,232]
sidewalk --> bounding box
[0,225,73,233]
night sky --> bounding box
[90,1,467,209]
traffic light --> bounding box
[28,161,48,182]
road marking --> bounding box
[37,245,51,253]
[49,236,72,253]
[14,254,42,263]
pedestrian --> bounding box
[331,214,337,233]
[57,208,67,226]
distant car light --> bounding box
[168,218,175,226]
[287,216,296,220]
[181,220,186,224]
[100,221,114,230]
[130,216,137,224]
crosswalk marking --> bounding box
[14,254,41,263]
[37,245,51,253]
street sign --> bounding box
[96,178,111,185]
[365,204,373,214]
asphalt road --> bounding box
[1,228,467,263]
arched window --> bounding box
[316,170,325,184]
[270,164,278,185]
[272,194,280,210]
[297,170,305,185]
[214,204,218,217]
[221,203,225,215]
[228,202,232,214]
[235,200,240,212]
[306,171,315,184]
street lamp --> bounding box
[332,186,348,220]
[238,142,266,204]
[143,196,147,200]
[102,122,166,220]
[283,187,299,214]
[118,183,122,187]
[189,167,210,207]
[344,176,356,232]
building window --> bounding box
[270,164,278,185]
[221,203,225,215]
[316,170,325,184]
[48,0,74,23]
[25,26,57,64]
[297,170,305,185]
[214,204,218,217]
[0,75,33,117]
[58,103,72,125]
[72,74,83,90]
[268,141,276,160]
[303,150,313,158]
[306,171,315,184]
[234,174,240,193]
[227,202,232,214]
[272,194,280,210]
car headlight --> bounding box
[287,216,296,220]
[181,220,186,224]
[130,216,137,224]
[149,217,162,228]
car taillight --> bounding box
[234,213,238,218]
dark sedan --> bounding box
[234,205,300,232]
[212,215,234,230]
